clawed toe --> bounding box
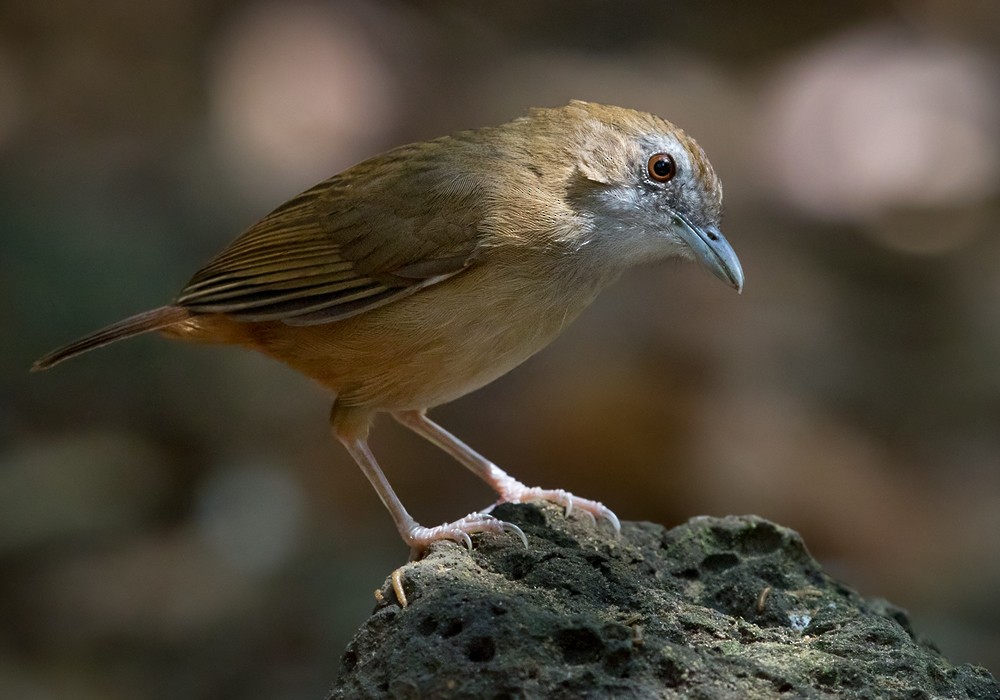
[496,484,621,533]
[404,512,527,558]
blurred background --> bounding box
[4,0,1000,697]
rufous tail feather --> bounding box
[31,306,190,371]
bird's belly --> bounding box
[247,263,603,412]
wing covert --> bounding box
[176,142,484,325]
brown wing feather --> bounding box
[176,140,484,325]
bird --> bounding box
[33,100,743,557]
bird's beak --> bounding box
[672,213,744,293]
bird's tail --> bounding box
[31,305,191,372]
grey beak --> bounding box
[673,214,744,293]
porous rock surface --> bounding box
[330,506,998,699]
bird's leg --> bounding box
[392,409,621,532]
[331,405,525,558]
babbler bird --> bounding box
[34,101,743,556]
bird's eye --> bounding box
[647,153,677,182]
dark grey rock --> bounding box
[330,506,999,699]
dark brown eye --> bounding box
[647,153,677,182]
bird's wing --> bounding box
[175,144,484,326]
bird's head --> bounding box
[542,101,743,292]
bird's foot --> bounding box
[404,512,527,560]
[487,482,621,533]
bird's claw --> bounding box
[495,485,621,533]
[500,519,529,548]
[404,511,527,558]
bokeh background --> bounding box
[4,1,1000,697]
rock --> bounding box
[330,506,999,699]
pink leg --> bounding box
[392,410,621,532]
[332,409,526,558]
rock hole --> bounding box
[417,615,437,636]
[441,618,464,638]
[735,522,785,555]
[700,552,740,572]
[467,636,496,663]
[555,627,604,665]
